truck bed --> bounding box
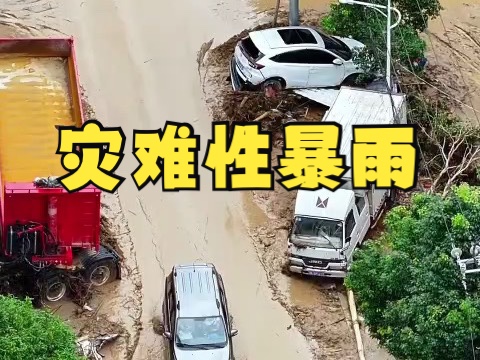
[0,38,83,183]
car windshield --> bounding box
[314,30,353,61]
[291,216,343,249]
[176,316,227,348]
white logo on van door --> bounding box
[316,197,329,208]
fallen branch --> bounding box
[253,109,283,122]
[239,96,248,108]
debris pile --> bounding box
[33,176,62,188]
[152,315,165,336]
[68,274,94,307]
[100,213,121,254]
[217,91,325,131]
[204,10,327,130]
[77,333,119,360]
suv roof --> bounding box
[173,263,222,318]
[249,26,326,54]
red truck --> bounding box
[0,38,120,303]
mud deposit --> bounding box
[80,92,143,360]
[426,0,480,124]
[202,10,393,360]
[244,160,359,359]
[203,3,480,356]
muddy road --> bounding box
[0,0,316,359]
[54,0,318,359]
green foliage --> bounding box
[321,0,435,75]
[0,296,82,360]
[395,0,442,32]
[346,184,480,360]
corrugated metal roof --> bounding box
[294,88,340,107]
[323,87,406,178]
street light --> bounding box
[338,0,402,90]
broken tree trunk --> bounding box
[348,290,366,360]
[273,0,281,26]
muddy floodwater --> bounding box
[0,0,479,359]
[248,0,333,13]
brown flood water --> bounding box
[247,0,333,13]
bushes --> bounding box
[0,296,81,360]
[321,1,434,76]
[346,185,480,360]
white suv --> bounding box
[230,26,365,91]
[162,263,238,360]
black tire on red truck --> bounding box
[79,245,121,287]
[38,272,68,303]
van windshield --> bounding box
[291,216,343,249]
[176,316,227,348]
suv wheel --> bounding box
[261,78,284,92]
[342,73,360,86]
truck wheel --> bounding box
[388,188,397,205]
[40,275,67,302]
[84,259,117,286]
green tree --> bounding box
[346,184,480,360]
[0,296,82,360]
[321,0,441,76]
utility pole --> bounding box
[386,0,392,89]
[289,0,300,26]
[452,245,480,291]
[339,0,401,90]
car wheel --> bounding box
[342,73,360,86]
[261,78,284,92]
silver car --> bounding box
[162,263,238,360]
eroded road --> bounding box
[2,0,315,359]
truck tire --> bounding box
[80,245,121,287]
[387,188,397,205]
[40,274,67,302]
[84,259,118,286]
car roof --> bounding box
[249,26,326,54]
[173,263,222,318]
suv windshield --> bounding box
[176,316,227,348]
[291,216,343,249]
[314,30,353,61]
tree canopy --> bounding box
[0,296,81,360]
[346,184,480,360]
[321,0,441,76]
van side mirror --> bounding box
[343,237,352,250]
[163,331,172,339]
[231,329,239,337]
[333,58,343,66]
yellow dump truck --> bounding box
[0,38,120,303]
